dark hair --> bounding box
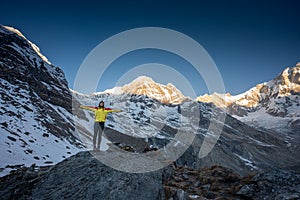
[98,101,105,108]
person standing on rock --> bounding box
[80,101,121,151]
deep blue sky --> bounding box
[1,0,300,96]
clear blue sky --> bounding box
[1,0,300,96]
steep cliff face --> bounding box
[0,26,82,176]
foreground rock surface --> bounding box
[0,151,165,200]
[238,169,300,200]
[0,151,299,200]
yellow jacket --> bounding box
[80,105,120,122]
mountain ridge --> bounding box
[86,64,299,120]
[1,25,51,65]
[197,64,300,134]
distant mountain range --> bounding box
[86,63,300,135]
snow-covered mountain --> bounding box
[103,76,188,105]
[197,64,300,134]
[0,25,83,176]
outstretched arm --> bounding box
[107,109,122,113]
[80,105,97,112]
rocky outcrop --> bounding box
[164,164,255,199]
[238,169,300,199]
[0,151,166,200]
[164,164,300,200]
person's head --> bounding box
[98,101,105,108]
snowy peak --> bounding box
[1,25,51,64]
[105,76,188,105]
[0,25,66,86]
[128,76,155,84]
[198,64,300,109]
[196,93,229,108]
[273,65,300,96]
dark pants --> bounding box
[93,122,105,149]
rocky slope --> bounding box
[165,164,300,200]
[0,25,83,176]
[178,111,300,175]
